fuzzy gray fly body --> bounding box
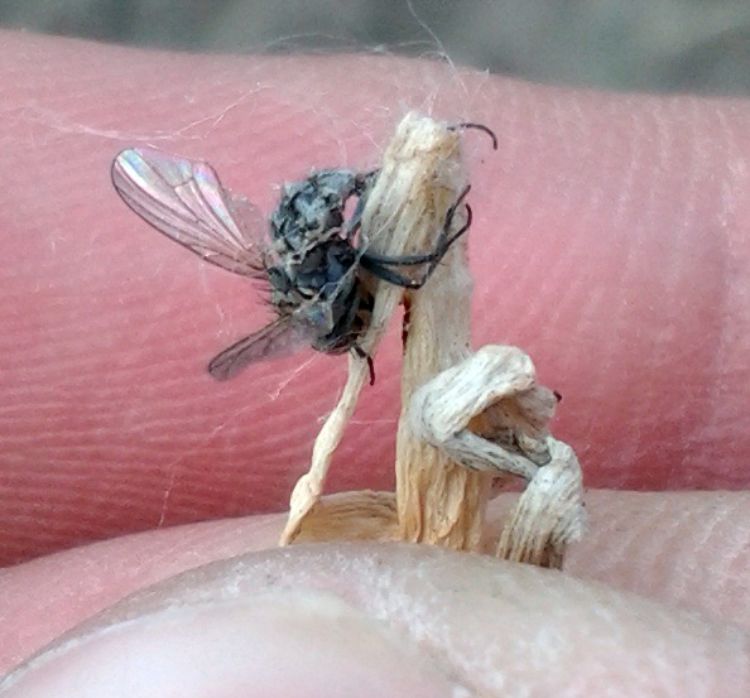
[111,147,474,383]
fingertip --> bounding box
[5,543,748,697]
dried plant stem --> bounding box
[280,112,457,545]
[385,143,491,550]
[279,360,369,544]
[495,439,584,568]
[293,490,398,544]
[410,346,586,569]
[280,113,586,568]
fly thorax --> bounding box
[270,169,359,253]
[289,240,358,334]
[295,241,357,293]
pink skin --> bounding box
[1,31,750,695]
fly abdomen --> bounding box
[324,241,357,282]
[293,240,357,298]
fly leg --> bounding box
[357,262,428,289]
[352,344,376,385]
[447,122,498,150]
[360,186,473,289]
[345,199,365,242]
[345,169,380,242]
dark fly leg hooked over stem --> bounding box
[448,122,498,150]
[352,344,376,385]
[359,185,473,289]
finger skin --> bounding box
[2,491,749,676]
[1,31,750,563]
[2,542,749,697]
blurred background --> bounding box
[3,0,750,95]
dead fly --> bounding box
[111,138,483,383]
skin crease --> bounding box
[1,31,750,695]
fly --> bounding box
[111,128,492,383]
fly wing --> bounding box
[208,315,315,381]
[112,147,268,277]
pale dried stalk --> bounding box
[280,112,464,544]
[495,439,585,568]
[293,490,398,544]
[383,129,491,550]
[410,345,586,569]
[279,360,369,544]
[280,113,586,568]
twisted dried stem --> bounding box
[280,113,586,569]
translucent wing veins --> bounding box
[112,147,268,277]
[208,316,315,381]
